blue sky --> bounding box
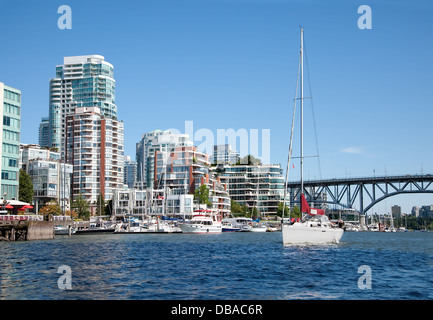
[1,0,433,213]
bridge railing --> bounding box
[286,173,433,186]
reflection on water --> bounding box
[0,232,432,299]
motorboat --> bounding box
[75,222,116,234]
[368,223,380,232]
[344,223,360,232]
[221,217,252,232]
[179,214,222,234]
[250,223,268,232]
[221,220,241,232]
[54,225,76,235]
[114,217,182,233]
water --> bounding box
[0,231,432,300]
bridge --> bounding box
[286,174,433,215]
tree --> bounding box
[276,202,289,218]
[72,193,91,219]
[194,185,212,206]
[95,194,106,216]
[290,206,302,218]
[237,154,262,165]
[38,200,61,216]
[66,209,77,219]
[230,199,259,219]
[276,203,301,218]
[231,199,246,215]
[19,169,33,204]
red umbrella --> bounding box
[22,205,33,209]
[5,204,13,209]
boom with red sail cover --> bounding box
[301,193,324,215]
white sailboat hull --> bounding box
[282,224,344,245]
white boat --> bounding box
[179,214,222,234]
[54,225,76,235]
[387,213,396,232]
[147,219,182,233]
[114,217,182,233]
[344,223,360,232]
[250,224,268,232]
[221,220,241,232]
[75,222,116,234]
[368,223,380,231]
[282,208,344,244]
[222,217,252,232]
[281,28,344,245]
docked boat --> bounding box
[221,220,241,232]
[221,217,252,232]
[368,223,380,232]
[179,212,222,234]
[114,217,182,233]
[54,225,76,235]
[146,219,182,233]
[75,227,116,234]
[344,223,360,232]
[281,28,344,245]
[250,224,268,232]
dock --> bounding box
[0,215,54,241]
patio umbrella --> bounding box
[5,204,13,209]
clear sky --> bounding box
[1,0,432,214]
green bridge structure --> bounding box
[286,174,433,215]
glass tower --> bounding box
[48,55,117,156]
[0,82,21,200]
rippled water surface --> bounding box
[0,231,432,299]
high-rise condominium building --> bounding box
[20,144,73,212]
[38,117,50,148]
[136,130,192,189]
[218,164,285,217]
[0,82,21,200]
[212,144,240,165]
[48,55,116,156]
[123,155,137,188]
[148,133,231,217]
[65,107,124,204]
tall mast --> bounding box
[300,27,304,212]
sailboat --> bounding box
[282,28,344,245]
